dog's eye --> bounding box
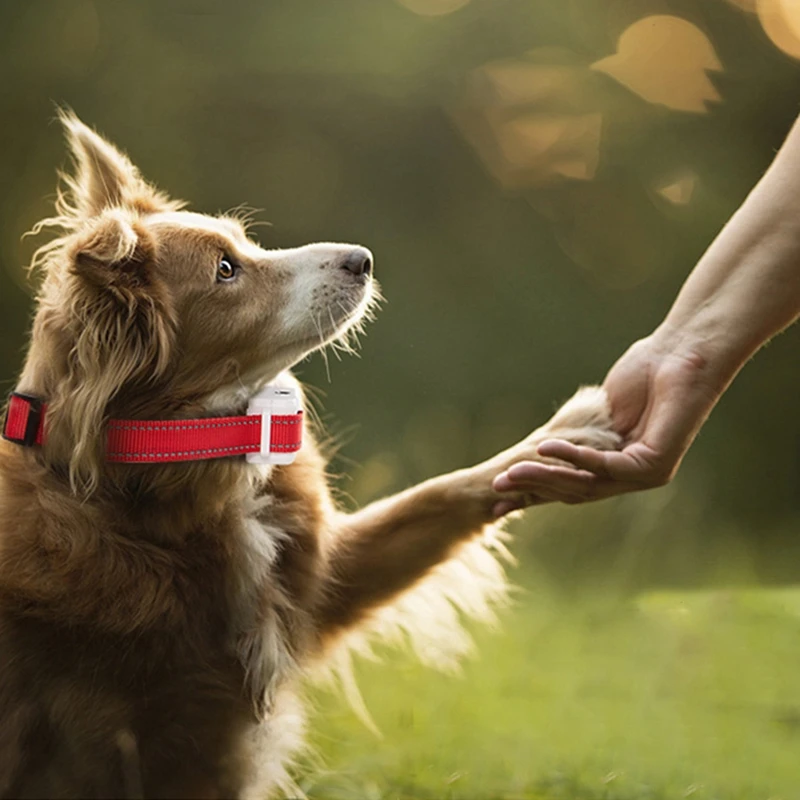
[217,257,239,283]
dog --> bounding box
[0,112,620,799]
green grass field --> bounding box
[300,574,800,800]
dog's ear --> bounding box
[58,109,177,218]
[48,211,176,491]
[70,209,154,290]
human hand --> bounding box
[492,332,725,505]
[483,386,621,517]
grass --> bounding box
[299,573,800,799]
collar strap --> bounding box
[2,387,303,466]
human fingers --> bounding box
[491,485,582,518]
[493,462,603,503]
[536,439,676,487]
[493,458,647,502]
[535,440,612,475]
[494,461,599,490]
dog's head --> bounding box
[20,112,377,488]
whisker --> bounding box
[314,310,332,383]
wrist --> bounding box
[651,316,751,395]
[419,466,497,525]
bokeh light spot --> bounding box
[471,60,579,107]
[725,0,758,11]
[454,57,601,188]
[757,0,800,60]
[504,113,602,179]
[592,16,722,113]
[656,172,698,205]
[395,0,470,16]
[349,452,402,504]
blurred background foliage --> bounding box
[2,0,796,588]
[1,0,800,796]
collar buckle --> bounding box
[3,393,44,447]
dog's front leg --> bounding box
[317,386,621,637]
[317,464,502,636]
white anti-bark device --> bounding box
[246,385,303,465]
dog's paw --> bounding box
[477,386,623,515]
[533,385,622,455]
[496,386,621,475]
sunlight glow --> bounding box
[592,16,722,113]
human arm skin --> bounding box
[492,114,800,506]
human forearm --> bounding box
[659,117,800,386]
[494,116,800,504]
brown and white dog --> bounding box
[0,113,620,799]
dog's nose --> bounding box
[341,247,373,277]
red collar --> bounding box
[2,389,303,465]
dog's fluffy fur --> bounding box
[0,113,620,799]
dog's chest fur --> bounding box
[229,474,296,719]
[213,457,327,797]
[0,444,327,798]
